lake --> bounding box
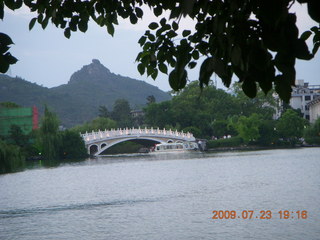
[0,148,319,240]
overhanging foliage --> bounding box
[1,0,319,102]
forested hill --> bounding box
[0,59,171,127]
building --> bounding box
[289,80,320,121]
[130,109,144,118]
[0,105,38,136]
[130,109,145,126]
[307,97,320,123]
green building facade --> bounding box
[0,106,38,136]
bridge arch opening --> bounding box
[167,139,174,143]
[101,143,107,148]
[89,145,98,155]
[99,138,161,155]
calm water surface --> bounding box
[0,148,319,240]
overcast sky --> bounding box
[1,3,319,92]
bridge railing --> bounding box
[81,127,195,143]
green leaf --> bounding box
[41,18,49,29]
[294,39,313,60]
[4,52,18,64]
[148,33,155,41]
[312,42,320,55]
[147,65,154,76]
[0,52,17,73]
[242,78,257,98]
[300,30,312,41]
[172,21,178,31]
[148,22,159,30]
[159,63,168,74]
[167,30,178,38]
[182,30,191,37]
[160,18,166,27]
[78,20,88,32]
[69,21,77,31]
[137,63,145,75]
[106,22,115,36]
[199,57,214,88]
[275,75,292,103]
[154,7,163,17]
[192,50,199,60]
[308,0,320,23]
[188,61,197,69]
[4,0,22,10]
[64,28,71,39]
[129,13,138,24]
[151,68,158,80]
[0,33,14,45]
[169,7,181,19]
[0,1,3,20]
[29,17,37,30]
[135,7,143,18]
[37,13,43,23]
[0,58,9,73]
[169,69,187,91]
[138,36,147,46]
[0,44,9,54]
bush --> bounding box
[304,136,320,145]
[182,126,202,138]
[303,118,320,145]
[0,140,25,174]
[207,136,243,148]
[59,130,88,159]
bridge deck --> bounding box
[81,128,195,143]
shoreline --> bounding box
[207,144,320,152]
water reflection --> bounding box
[1,148,319,240]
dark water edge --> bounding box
[2,145,319,175]
[207,145,320,153]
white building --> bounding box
[289,80,320,121]
[307,97,320,123]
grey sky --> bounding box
[2,3,319,92]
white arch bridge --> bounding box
[81,127,196,156]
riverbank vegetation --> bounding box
[0,106,88,174]
[143,82,317,149]
[1,82,319,174]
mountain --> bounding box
[0,59,171,127]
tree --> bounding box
[8,124,28,147]
[144,101,173,128]
[111,99,133,128]
[257,120,278,146]
[71,117,117,133]
[146,95,156,105]
[276,109,308,143]
[303,117,320,144]
[1,0,319,101]
[39,106,60,160]
[211,120,236,139]
[0,140,25,174]
[98,105,110,118]
[59,130,88,159]
[232,113,262,143]
[0,102,20,108]
[144,82,240,138]
[231,83,279,120]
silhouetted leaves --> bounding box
[1,0,319,101]
[0,33,17,73]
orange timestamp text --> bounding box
[211,210,308,220]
